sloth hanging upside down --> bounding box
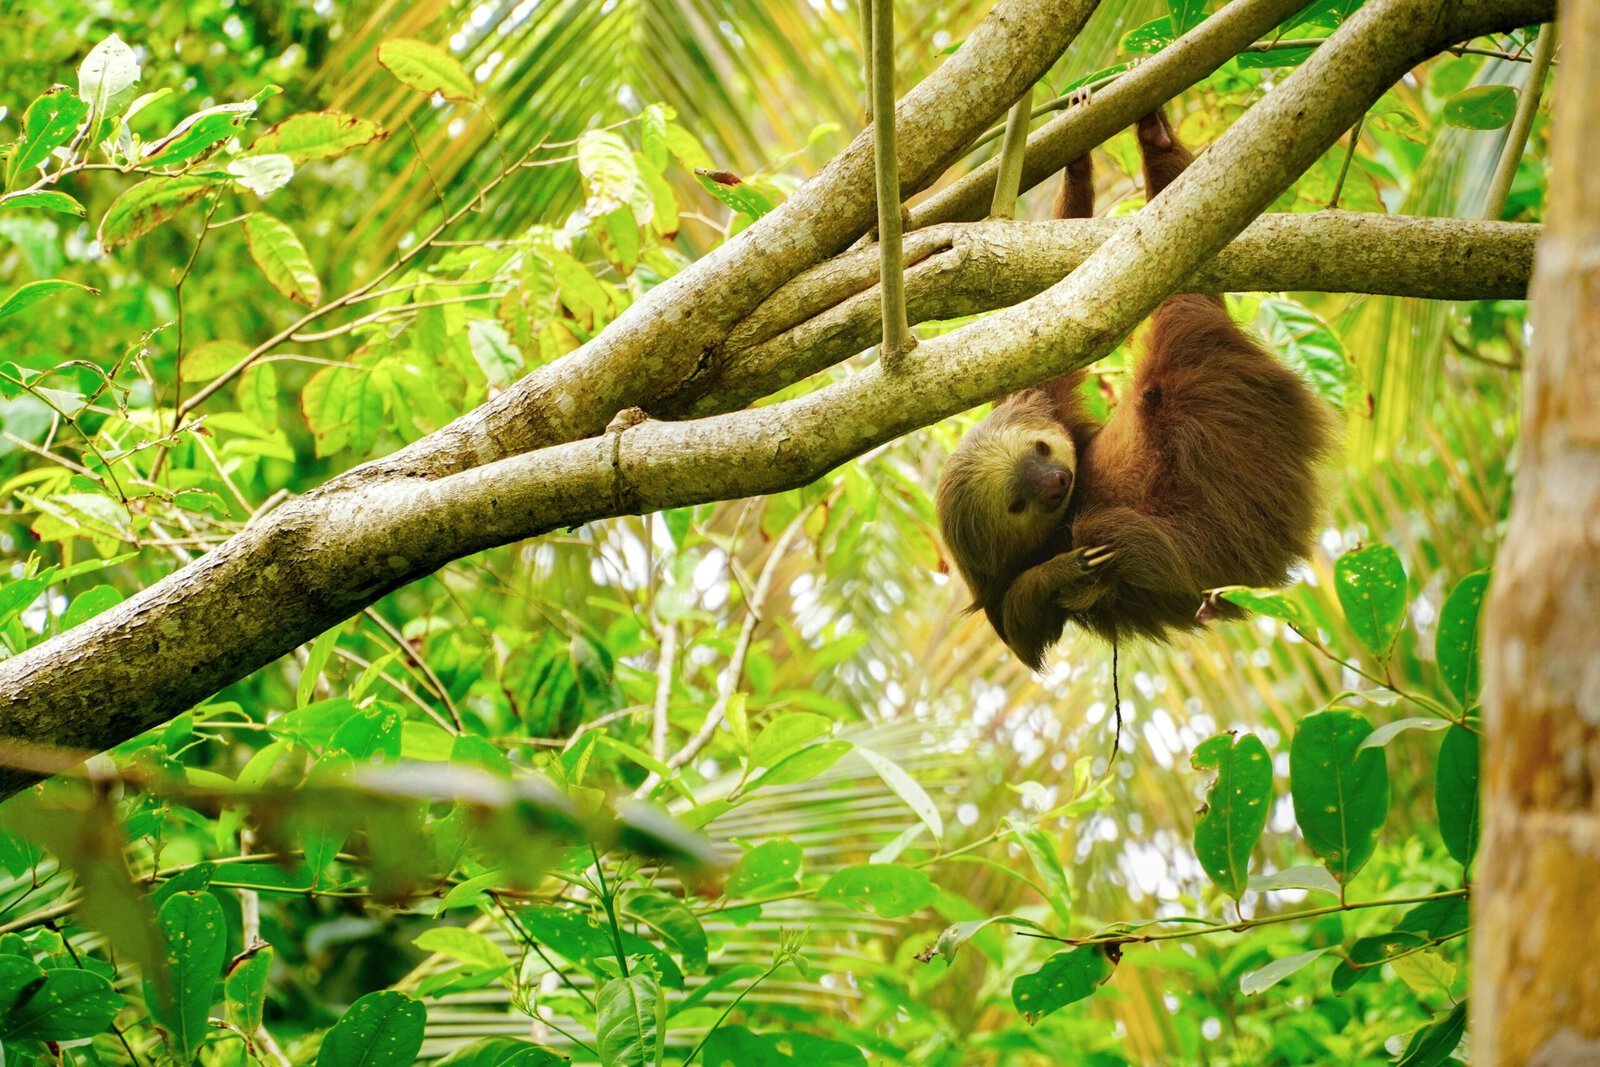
[935,111,1335,670]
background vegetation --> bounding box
[0,1,1545,1063]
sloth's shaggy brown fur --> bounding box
[936,112,1335,669]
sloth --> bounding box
[936,111,1335,670]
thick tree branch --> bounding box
[0,0,1556,796]
[696,214,1537,414]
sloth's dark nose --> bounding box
[1039,469,1070,511]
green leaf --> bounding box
[78,34,140,113]
[6,88,87,188]
[620,888,708,974]
[1436,725,1480,868]
[693,170,779,220]
[61,584,121,629]
[854,746,943,840]
[1290,709,1390,884]
[244,213,322,305]
[142,101,257,166]
[433,1038,570,1066]
[1121,17,1174,54]
[1390,950,1456,1000]
[315,990,425,1067]
[0,954,47,1023]
[1166,0,1207,33]
[297,626,341,709]
[725,838,802,897]
[250,111,387,161]
[151,891,227,1063]
[748,712,830,769]
[1190,732,1272,901]
[1334,544,1407,660]
[414,927,510,972]
[1395,1001,1468,1067]
[227,154,295,196]
[1257,297,1348,407]
[1247,865,1340,896]
[0,190,86,216]
[578,131,638,218]
[224,945,273,1034]
[467,319,522,388]
[1436,571,1490,707]
[1010,945,1117,1024]
[97,176,217,249]
[326,705,402,762]
[377,39,477,102]
[595,973,665,1067]
[1443,85,1518,129]
[180,339,251,382]
[744,740,852,792]
[1005,818,1073,926]
[1240,948,1327,995]
[1357,717,1452,751]
[0,279,98,322]
[0,965,122,1041]
[1236,44,1316,68]
[816,864,935,918]
[1214,586,1312,631]
[925,915,1053,965]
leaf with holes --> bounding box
[244,213,321,305]
[1443,85,1517,129]
[1291,710,1389,885]
[1334,544,1407,660]
[1436,570,1489,707]
[149,891,227,1063]
[377,39,476,102]
[1436,725,1480,868]
[224,945,272,1035]
[6,88,87,187]
[98,176,217,249]
[817,864,935,918]
[1190,732,1272,902]
[1011,945,1117,1024]
[316,990,425,1067]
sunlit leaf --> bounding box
[1291,709,1389,884]
[6,87,87,187]
[1436,570,1490,707]
[244,213,322,305]
[0,279,98,321]
[1442,85,1517,129]
[1011,945,1117,1024]
[149,891,227,1064]
[78,34,140,113]
[817,864,935,918]
[595,973,665,1067]
[0,190,86,217]
[377,39,477,103]
[1190,732,1272,902]
[1240,948,1327,995]
[1334,544,1407,660]
[97,176,216,249]
[250,111,387,161]
[315,990,425,1067]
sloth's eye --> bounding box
[1008,500,1027,515]
[1034,441,1051,457]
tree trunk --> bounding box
[1475,2,1600,1063]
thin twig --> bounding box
[1483,22,1556,220]
[871,0,912,365]
[989,88,1035,218]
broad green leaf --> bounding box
[244,213,322,305]
[467,318,522,387]
[744,740,851,791]
[377,39,477,102]
[78,34,138,109]
[151,891,227,1063]
[61,584,121,629]
[1257,297,1348,407]
[1121,17,1174,54]
[620,889,708,974]
[1334,544,1407,659]
[297,626,341,709]
[1190,732,1272,901]
[925,915,1052,965]
[0,954,47,1023]
[414,927,510,971]
[1436,570,1490,707]
[1247,865,1341,896]
[854,746,943,840]
[227,154,295,195]
[578,130,638,218]
[1396,1001,1468,1067]
[1443,85,1518,129]
[250,111,387,161]
[1357,716,1451,751]
[1214,586,1312,631]
[1005,818,1072,926]
[693,170,779,220]
[0,190,85,216]
[1167,0,1207,33]
[142,101,256,166]
[6,88,88,187]
[1390,950,1456,1000]
[0,279,97,322]
[595,973,665,1067]
[748,712,830,769]
[97,176,216,249]
[180,339,251,382]
[702,1027,864,1066]
[1011,945,1117,1024]
[326,705,402,762]
[224,945,272,1034]
[0,965,122,1041]
[315,990,425,1067]
[1436,725,1480,868]
[817,864,935,918]
[1291,709,1389,884]
[725,838,802,897]
[433,1038,569,1066]
[1332,929,1427,993]
[1240,948,1327,995]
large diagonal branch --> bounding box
[0,0,1554,797]
[694,214,1537,414]
[343,0,1102,484]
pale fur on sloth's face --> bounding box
[936,414,1078,593]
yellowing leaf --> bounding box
[244,213,322,305]
[97,176,216,250]
[377,39,476,102]
[250,111,387,161]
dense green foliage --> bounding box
[0,1,1542,1064]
